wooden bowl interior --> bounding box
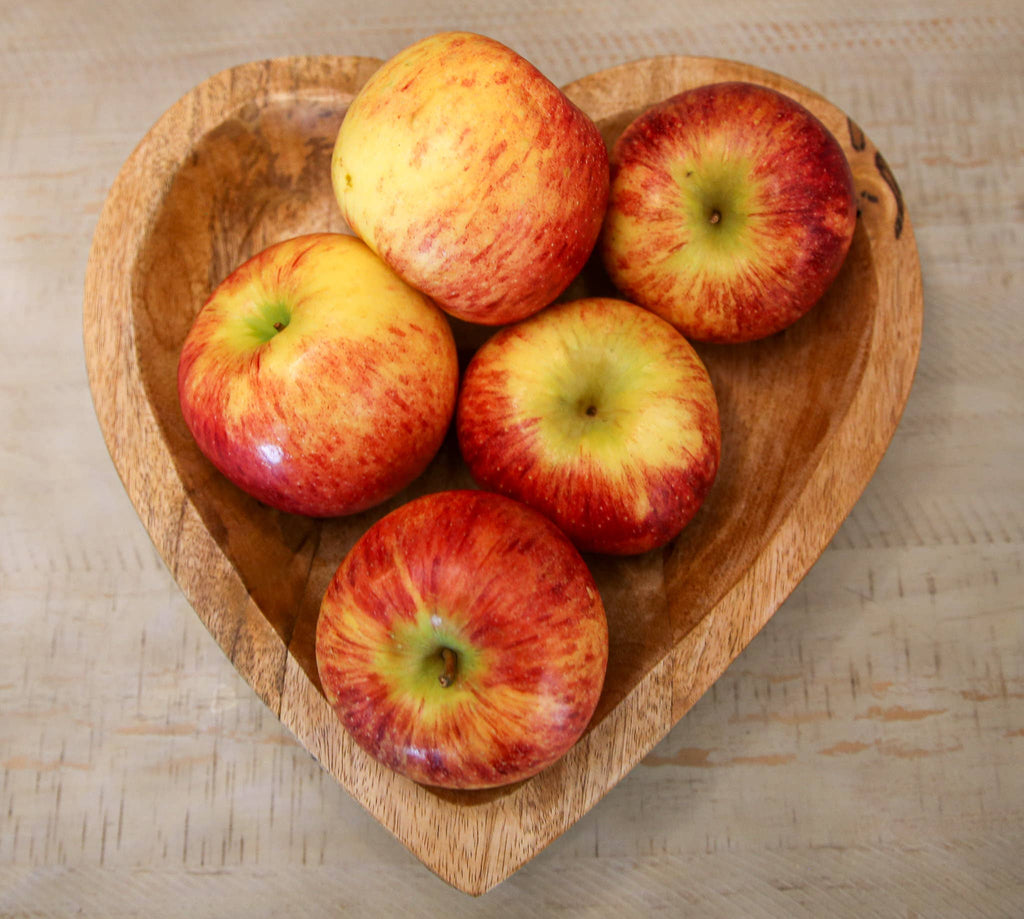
[126,74,877,818]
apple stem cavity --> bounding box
[241,299,292,345]
[438,647,458,688]
[574,390,602,421]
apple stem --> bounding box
[273,321,286,332]
[438,647,458,688]
[709,209,722,225]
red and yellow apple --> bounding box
[315,489,609,789]
[332,31,609,326]
[457,298,721,556]
[600,81,857,343]
[177,233,458,517]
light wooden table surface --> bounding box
[2,1,1022,915]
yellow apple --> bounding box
[332,32,609,326]
[457,298,721,555]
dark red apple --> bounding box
[315,490,609,789]
[600,81,857,343]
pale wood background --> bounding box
[2,0,1022,915]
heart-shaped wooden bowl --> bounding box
[83,53,921,894]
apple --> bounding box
[332,31,609,326]
[315,489,609,789]
[177,233,458,517]
[600,81,857,343]
[456,298,721,556]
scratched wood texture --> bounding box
[2,0,1023,915]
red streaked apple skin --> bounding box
[315,490,609,789]
[177,233,458,518]
[601,81,857,343]
[457,298,721,556]
[332,31,609,326]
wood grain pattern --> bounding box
[80,52,922,894]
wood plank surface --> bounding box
[2,0,1022,914]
